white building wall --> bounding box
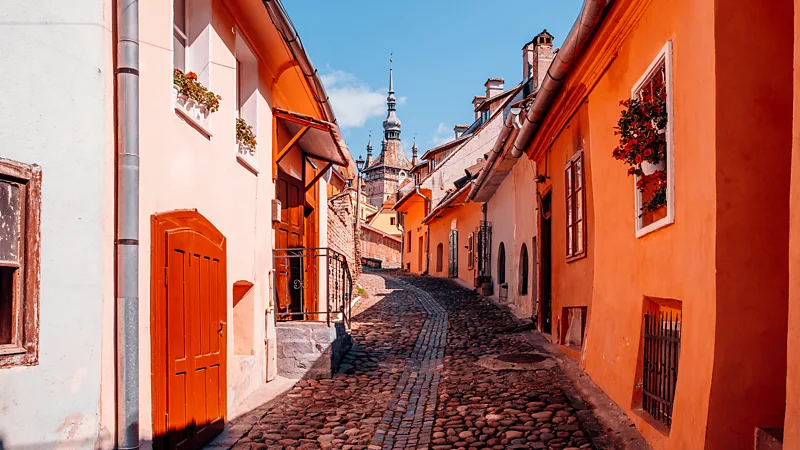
[486,158,539,318]
[0,1,114,448]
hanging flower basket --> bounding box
[612,82,668,216]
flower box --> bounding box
[173,86,211,134]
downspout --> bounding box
[115,0,139,448]
[511,0,610,156]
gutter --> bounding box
[115,0,140,448]
[469,0,610,202]
[263,0,336,126]
[511,0,610,155]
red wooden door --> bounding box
[152,211,227,450]
[275,170,304,318]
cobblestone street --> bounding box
[230,272,622,450]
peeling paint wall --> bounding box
[0,0,114,448]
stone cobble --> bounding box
[230,272,611,450]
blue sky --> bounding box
[283,1,583,163]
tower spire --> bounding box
[366,130,373,167]
[411,136,418,166]
[383,54,401,141]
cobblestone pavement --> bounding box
[230,272,613,450]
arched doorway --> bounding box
[151,210,227,449]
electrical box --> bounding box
[272,199,281,223]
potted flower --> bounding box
[612,81,668,215]
[236,117,257,156]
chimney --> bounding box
[472,96,486,120]
[523,29,555,90]
[484,78,504,98]
[454,124,469,139]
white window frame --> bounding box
[171,0,214,137]
[173,0,188,72]
[633,40,675,238]
[234,27,259,173]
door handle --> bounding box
[218,320,226,334]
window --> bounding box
[0,159,41,368]
[481,108,490,124]
[173,0,187,72]
[436,243,443,273]
[497,242,506,285]
[390,217,396,226]
[634,41,674,237]
[520,244,529,295]
[448,230,458,278]
[640,305,681,428]
[235,30,258,170]
[407,231,412,252]
[560,307,587,350]
[467,232,474,270]
[565,151,586,261]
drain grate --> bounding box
[496,353,547,364]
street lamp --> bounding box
[354,156,365,242]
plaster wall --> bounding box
[122,0,283,443]
[422,116,503,206]
[786,0,800,445]
[398,197,429,274]
[0,1,115,448]
[485,156,539,317]
[427,199,483,284]
[369,209,401,236]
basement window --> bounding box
[0,159,41,368]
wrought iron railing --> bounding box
[273,247,353,327]
[476,221,492,279]
[642,311,681,428]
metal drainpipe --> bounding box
[115,0,140,448]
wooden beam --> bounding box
[274,125,310,170]
[305,161,332,193]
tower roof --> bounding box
[383,55,402,138]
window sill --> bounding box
[631,407,671,437]
[173,87,212,138]
[636,215,674,238]
[237,152,258,175]
[566,252,587,263]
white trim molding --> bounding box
[633,40,674,238]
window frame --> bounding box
[173,0,188,72]
[497,242,506,285]
[633,40,675,238]
[467,232,474,270]
[565,151,587,262]
[0,158,41,368]
[520,243,529,296]
[234,28,259,173]
[407,231,412,253]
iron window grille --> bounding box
[642,311,681,428]
[475,221,492,279]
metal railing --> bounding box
[642,311,681,428]
[476,221,492,280]
[273,247,353,327]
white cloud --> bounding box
[320,70,390,129]
[430,122,452,147]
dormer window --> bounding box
[481,108,490,124]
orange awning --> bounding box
[274,108,349,168]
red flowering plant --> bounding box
[612,79,668,216]
[236,117,257,156]
[173,68,221,113]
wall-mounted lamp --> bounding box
[535,174,547,184]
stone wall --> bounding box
[328,193,360,278]
[361,226,402,269]
[275,321,352,379]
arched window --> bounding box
[520,244,529,295]
[436,243,444,272]
[498,242,506,284]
